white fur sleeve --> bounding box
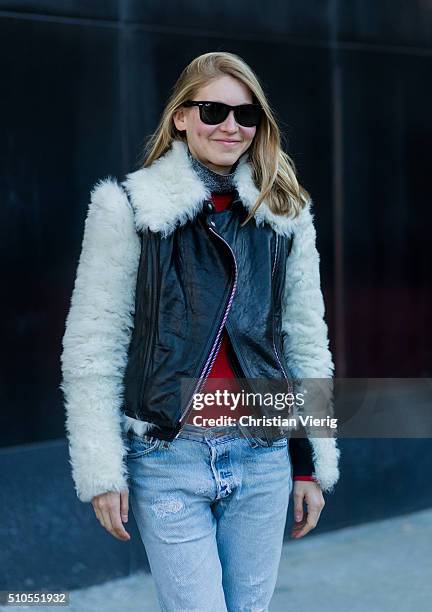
[60,178,140,502]
[281,199,340,492]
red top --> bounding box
[186,191,314,482]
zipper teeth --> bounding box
[205,333,224,378]
[273,339,292,391]
[271,233,293,395]
[179,227,238,422]
[272,234,278,279]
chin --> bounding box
[210,148,238,159]
[212,155,237,167]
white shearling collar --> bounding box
[122,139,308,238]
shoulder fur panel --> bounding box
[122,139,301,238]
[122,142,209,237]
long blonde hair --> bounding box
[139,51,310,225]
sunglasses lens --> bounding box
[200,103,228,125]
[236,105,262,127]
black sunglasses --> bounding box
[182,100,262,128]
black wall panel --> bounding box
[1,16,124,448]
[0,0,119,20]
[338,0,432,48]
[123,0,331,38]
[341,50,432,377]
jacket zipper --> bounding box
[178,223,238,425]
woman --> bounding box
[60,51,340,611]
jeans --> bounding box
[126,423,293,612]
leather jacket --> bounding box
[60,139,341,502]
[121,192,293,443]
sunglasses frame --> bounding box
[182,100,262,128]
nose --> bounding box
[220,110,238,131]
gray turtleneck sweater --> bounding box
[187,145,239,194]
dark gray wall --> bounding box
[1,0,431,590]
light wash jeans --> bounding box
[126,423,293,612]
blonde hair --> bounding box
[139,51,310,225]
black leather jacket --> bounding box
[122,192,295,445]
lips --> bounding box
[214,140,241,144]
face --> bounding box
[173,75,257,175]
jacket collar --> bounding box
[122,139,303,238]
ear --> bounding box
[173,107,187,132]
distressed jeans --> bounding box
[126,423,293,612]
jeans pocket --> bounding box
[126,433,161,459]
[252,435,288,449]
